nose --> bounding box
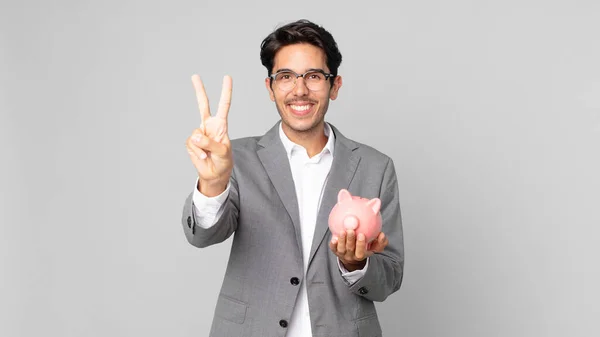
[292,76,309,96]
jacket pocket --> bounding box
[214,294,248,324]
[354,312,382,337]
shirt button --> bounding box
[290,277,300,286]
[279,319,288,328]
[358,287,369,295]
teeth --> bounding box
[290,105,310,111]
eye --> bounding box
[307,72,324,80]
[276,72,294,81]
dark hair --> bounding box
[260,19,342,84]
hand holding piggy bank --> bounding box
[328,189,382,249]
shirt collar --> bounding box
[279,121,335,160]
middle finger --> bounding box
[345,230,356,253]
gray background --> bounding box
[1,0,599,336]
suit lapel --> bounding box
[257,122,303,256]
[308,125,360,267]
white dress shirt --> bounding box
[192,122,368,336]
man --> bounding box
[182,19,404,337]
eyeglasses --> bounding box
[269,69,335,92]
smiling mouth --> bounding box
[287,103,315,116]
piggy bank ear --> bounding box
[337,189,352,203]
[366,198,381,214]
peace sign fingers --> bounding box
[191,74,211,126]
[217,75,232,120]
[187,74,234,194]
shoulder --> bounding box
[230,136,261,152]
[353,139,392,164]
[228,136,264,165]
[331,124,394,168]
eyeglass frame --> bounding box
[268,69,337,91]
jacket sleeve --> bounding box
[181,171,240,248]
[347,157,404,302]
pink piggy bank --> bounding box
[328,189,382,248]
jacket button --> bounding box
[279,319,288,328]
[358,287,369,295]
[290,277,299,286]
[187,216,192,228]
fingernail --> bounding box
[200,152,207,159]
[193,135,201,143]
[358,233,365,241]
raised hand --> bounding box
[186,74,233,196]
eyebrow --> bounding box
[273,68,326,74]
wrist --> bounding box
[340,259,367,272]
[198,177,228,197]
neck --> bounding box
[282,122,328,158]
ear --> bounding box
[337,189,352,203]
[366,198,381,214]
[265,77,275,101]
[329,75,342,100]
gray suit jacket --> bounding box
[181,121,404,337]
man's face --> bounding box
[265,43,342,134]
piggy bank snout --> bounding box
[343,215,359,230]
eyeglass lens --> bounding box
[274,71,327,91]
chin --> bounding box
[283,117,322,133]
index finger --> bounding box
[216,75,232,119]
[191,74,211,125]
